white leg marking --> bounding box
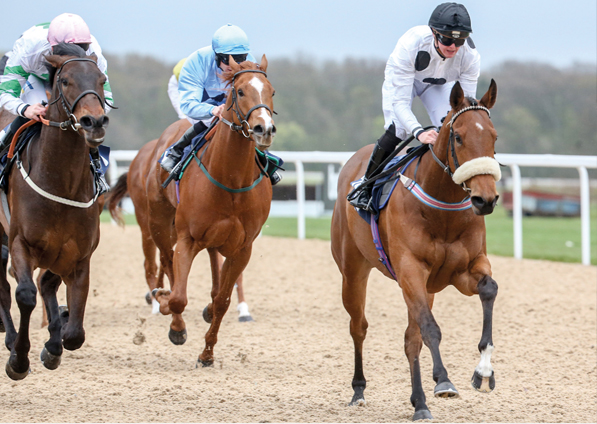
[151,298,160,315]
[475,343,494,377]
[476,122,484,131]
[237,301,251,318]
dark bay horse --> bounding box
[108,136,253,321]
[0,44,109,380]
[109,57,274,366]
[331,81,500,421]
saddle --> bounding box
[0,121,42,191]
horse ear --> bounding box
[229,56,242,72]
[450,81,464,110]
[479,79,498,110]
[45,54,63,70]
[259,54,268,73]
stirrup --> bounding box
[270,171,282,186]
[95,174,110,196]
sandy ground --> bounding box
[0,223,595,423]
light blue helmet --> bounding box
[211,24,250,55]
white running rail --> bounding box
[108,150,596,265]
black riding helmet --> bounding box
[429,2,472,38]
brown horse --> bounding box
[109,56,274,366]
[108,136,253,321]
[0,44,109,380]
[331,80,500,421]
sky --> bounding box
[1,0,596,70]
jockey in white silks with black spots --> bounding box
[0,13,113,194]
[348,2,480,211]
[160,23,281,185]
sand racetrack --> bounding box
[0,223,595,423]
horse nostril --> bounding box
[100,115,109,128]
[272,125,277,136]
[471,196,486,210]
[80,116,95,130]
[253,125,264,135]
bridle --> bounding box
[428,104,498,193]
[43,58,112,131]
[219,69,276,138]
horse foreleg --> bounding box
[38,270,63,370]
[61,261,90,351]
[471,274,498,392]
[5,241,36,380]
[140,227,161,314]
[216,252,251,322]
[404,309,433,421]
[166,235,200,346]
[36,269,49,327]
[198,247,251,367]
[400,261,458,405]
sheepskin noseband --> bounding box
[451,156,501,185]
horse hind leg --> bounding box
[38,270,63,370]
[0,239,16,349]
[404,310,433,421]
[471,275,498,393]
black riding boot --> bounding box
[90,147,110,196]
[160,125,198,173]
[347,144,391,211]
[0,116,28,156]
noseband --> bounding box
[429,104,500,193]
[45,58,110,131]
[219,69,276,138]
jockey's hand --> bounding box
[24,103,47,122]
[418,129,438,145]
[211,105,225,119]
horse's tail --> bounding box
[107,172,128,227]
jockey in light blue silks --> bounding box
[160,24,281,185]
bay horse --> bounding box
[0,43,109,380]
[109,56,274,366]
[331,80,500,421]
[108,136,253,321]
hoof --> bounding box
[39,346,62,370]
[196,358,214,368]
[238,315,254,322]
[434,381,459,398]
[168,328,187,345]
[202,306,212,324]
[40,347,62,370]
[5,361,30,381]
[145,292,152,305]
[471,370,495,393]
[348,398,366,407]
[412,409,433,421]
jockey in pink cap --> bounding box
[47,13,93,47]
[0,13,113,194]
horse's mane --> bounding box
[45,42,95,86]
[465,96,478,106]
[219,61,263,87]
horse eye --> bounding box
[272,91,275,97]
[455,134,462,144]
[61,79,68,87]
[238,89,244,97]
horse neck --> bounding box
[202,121,258,187]
[416,125,467,203]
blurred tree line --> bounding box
[77,53,597,159]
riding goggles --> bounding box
[216,53,248,65]
[433,30,468,47]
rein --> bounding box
[219,69,276,138]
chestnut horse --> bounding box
[108,136,253,321]
[0,44,109,380]
[109,57,274,366]
[331,81,500,421]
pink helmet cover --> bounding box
[47,13,92,47]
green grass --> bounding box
[102,206,597,265]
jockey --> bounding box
[0,13,113,194]
[160,24,281,185]
[348,2,480,211]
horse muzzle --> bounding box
[80,114,109,146]
[252,122,276,149]
[471,194,499,216]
